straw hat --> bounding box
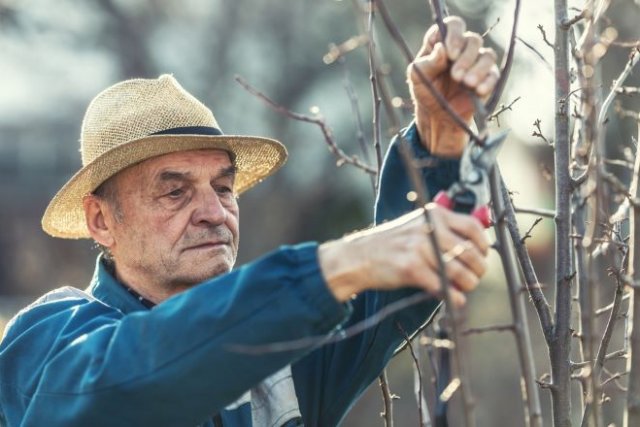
[42,74,287,239]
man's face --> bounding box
[104,149,239,293]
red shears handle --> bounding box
[433,191,492,228]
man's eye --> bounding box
[216,186,233,195]
[166,188,184,198]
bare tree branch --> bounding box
[491,168,544,427]
[550,2,574,423]
[514,206,556,218]
[378,370,395,427]
[502,183,555,341]
[486,0,522,114]
[598,48,640,125]
[339,58,376,193]
[520,217,544,244]
[367,3,384,186]
[488,97,521,126]
[234,75,377,175]
[396,136,475,427]
[397,322,431,427]
[462,323,515,335]
[537,24,554,49]
[625,122,640,426]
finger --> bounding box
[450,32,483,83]
[449,288,467,308]
[442,238,487,278]
[409,42,448,82]
[443,16,466,60]
[462,48,498,89]
[409,264,442,295]
[445,258,480,293]
[446,211,490,255]
[408,258,469,307]
[417,24,443,57]
[477,64,501,97]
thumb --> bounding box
[409,42,448,83]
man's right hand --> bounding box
[318,204,490,306]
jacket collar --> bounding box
[87,256,149,315]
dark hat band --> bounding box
[152,126,223,136]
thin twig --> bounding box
[462,323,515,335]
[378,370,395,427]
[235,75,377,175]
[373,0,413,63]
[598,47,640,125]
[486,0,522,114]
[367,4,384,186]
[520,217,544,244]
[602,370,630,387]
[514,206,556,218]
[488,96,521,125]
[429,0,448,40]
[532,118,553,146]
[339,58,376,192]
[561,9,586,29]
[482,17,500,38]
[596,292,630,316]
[625,121,640,425]
[537,24,554,49]
[397,322,431,427]
[516,37,553,70]
[582,254,628,423]
[397,135,474,427]
[492,168,544,427]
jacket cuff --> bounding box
[287,243,352,332]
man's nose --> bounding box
[191,188,227,226]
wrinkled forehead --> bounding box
[111,148,236,186]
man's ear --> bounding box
[83,194,115,248]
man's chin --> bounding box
[173,262,233,288]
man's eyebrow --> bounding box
[156,165,237,183]
[218,165,238,179]
[158,171,192,182]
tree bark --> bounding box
[624,122,640,426]
[551,0,573,425]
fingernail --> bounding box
[464,74,478,86]
[452,68,464,81]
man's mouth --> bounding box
[184,241,229,251]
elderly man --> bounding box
[0,18,498,427]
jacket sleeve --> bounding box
[292,122,461,426]
[0,244,349,427]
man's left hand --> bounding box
[408,17,500,158]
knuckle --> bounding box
[459,216,478,235]
[465,32,483,45]
[481,47,498,61]
[444,16,465,29]
[466,274,480,291]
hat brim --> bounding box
[42,134,287,239]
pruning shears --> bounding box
[433,130,508,227]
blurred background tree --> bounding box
[1,0,639,425]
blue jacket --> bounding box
[0,124,460,426]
